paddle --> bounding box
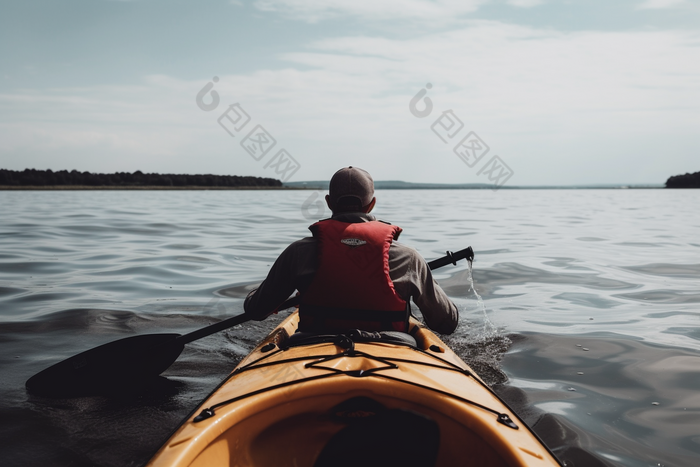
[26,246,473,397]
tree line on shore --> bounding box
[666,171,700,189]
[0,169,282,188]
[4,167,697,189]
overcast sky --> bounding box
[1,0,698,185]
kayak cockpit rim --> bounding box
[192,332,519,431]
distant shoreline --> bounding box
[0,169,671,190]
[666,170,700,188]
[0,185,300,191]
[285,180,665,190]
[0,169,283,189]
[0,185,665,191]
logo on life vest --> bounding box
[341,238,367,248]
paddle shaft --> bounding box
[174,313,250,347]
[427,246,474,270]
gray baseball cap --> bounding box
[328,166,374,208]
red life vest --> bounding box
[299,219,409,333]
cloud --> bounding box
[2,22,699,184]
[253,0,488,24]
[637,0,685,9]
[507,0,545,8]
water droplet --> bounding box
[577,372,584,375]
[576,344,582,347]
[589,317,594,320]
[568,387,576,391]
[582,348,589,351]
[652,402,660,406]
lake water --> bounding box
[1,189,699,467]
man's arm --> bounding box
[243,238,317,320]
[411,256,459,334]
[389,244,459,334]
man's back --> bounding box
[244,212,458,334]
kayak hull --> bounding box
[147,312,560,467]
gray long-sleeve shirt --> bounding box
[244,214,458,334]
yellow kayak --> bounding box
[147,311,560,467]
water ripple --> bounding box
[1,189,699,467]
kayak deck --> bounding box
[147,312,560,467]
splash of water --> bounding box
[443,260,511,386]
[466,259,500,341]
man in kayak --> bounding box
[244,166,458,335]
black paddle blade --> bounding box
[26,333,184,397]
